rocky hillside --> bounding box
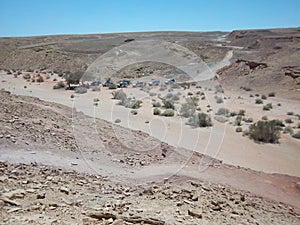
[0,31,228,74]
[218,27,300,98]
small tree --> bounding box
[187,113,212,128]
[248,120,280,143]
[65,71,84,87]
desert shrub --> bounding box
[287,112,294,116]
[234,115,242,126]
[161,109,175,117]
[162,99,175,109]
[285,118,293,124]
[249,94,254,97]
[152,102,161,107]
[240,86,252,91]
[268,92,276,97]
[274,119,285,127]
[229,111,237,117]
[215,85,224,93]
[261,94,267,100]
[215,108,229,116]
[244,117,254,123]
[91,86,100,92]
[255,99,263,104]
[70,94,74,99]
[93,98,100,102]
[238,109,246,116]
[53,81,66,89]
[36,75,44,83]
[180,98,197,118]
[65,71,83,86]
[187,113,212,128]
[236,127,243,132]
[7,71,12,75]
[108,83,117,89]
[262,115,268,120]
[153,108,161,115]
[283,126,294,135]
[215,96,223,104]
[149,92,157,97]
[277,103,281,106]
[248,120,280,143]
[125,100,142,109]
[263,103,272,111]
[292,131,300,139]
[214,116,228,123]
[131,110,138,115]
[113,89,127,101]
[75,87,87,94]
[23,74,31,80]
[115,119,121,123]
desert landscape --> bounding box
[1,27,300,225]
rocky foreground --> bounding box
[1,161,299,225]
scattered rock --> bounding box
[188,209,202,219]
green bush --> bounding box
[255,99,263,104]
[179,98,198,118]
[236,127,243,132]
[261,94,267,100]
[161,109,175,117]
[268,92,276,97]
[152,102,161,107]
[53,81,66,89]
[234,115,242,126]
[238,109,246,116]
[153,108,161,115]
[108,83,117,89]
[215,108,229,116]
[162,99,175,109]
[186,113,212,128]
[283,126,294,135]
[115,119,121,123]
[285,118,293,124]
[126,100,142,109]
[23,74,31,80]
[230,111,237,117]
[75,87,87,94]
[263,103,272,111]
[287,112,294,116]
[215,96,223,104]
[214,116,228,123]
[36,75,44,83]
[131,110,138,115]
[248,120,280,143]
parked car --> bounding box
[117,80,130,88]
[103,79,114,87]
[132,81,144,88]
[91,81,101,86]
[148,79,160,86]
[164,78,175,85]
